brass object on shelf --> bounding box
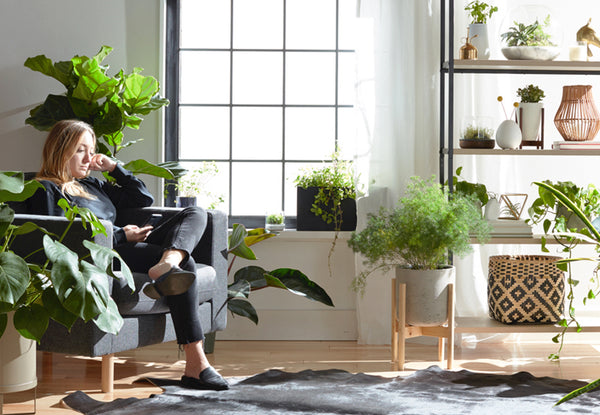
[459,27,478,60]
[577,18,600,58]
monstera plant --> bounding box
[0,171,133,341]
[24,45,181,179]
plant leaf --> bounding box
[122,159,176,179]
[92,296,123,335]
[227,298,258,324]
[83,239,134,291]
[41,288,78,330]
[0,251,30,305]
[269,268,334,307]
[14,303,49,342]
[233,266,268,289]
[228,223,256,260]
[25,94,77,131]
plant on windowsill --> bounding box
[220,224,334,324]
[0,172,134,341]
[170,162,224,209]
[348,176,490,326]
[294,151,359,277]
[23,45,183,180]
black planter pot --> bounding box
[296,187,357,231]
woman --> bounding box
[27,119,228,391]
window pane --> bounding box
[231,163,282,215]
[180,51,230,104]
[233,0,283,49]
[286,0,336,49]
[338,52,356,106]
[337,107,357,159]
[285,108,335,160]
[338,0,358,50]
[284,162,324,215]
[180,107,230,160]
[232,52,283,104]
[178,162,229,212]
[286,52,336,105]
[232,107,282,160]
[180,0,230,48]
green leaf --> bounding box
[227,298,258,324]
[41,288,78,330]
[24,54,73,87]
[228,279,251,299]
[245,228,276,247]
[555,378,600,406]
[123,73,159,110]
[269,268,334,307]
[228,223,256,260]
[122,159,176,179]
[93,101,123,138]
[92,296,123,335]
[0,251,30,305]
[0,313,6,338]
[0,204,14,239]
[14,303,49,342]
[0,177,43,204]
[84,240,134,291]
[25,94,76,131]
[233,266,268,289]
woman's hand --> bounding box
[123,225,153,243]
[89,154,117,172]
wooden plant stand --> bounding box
[391,279,455,370]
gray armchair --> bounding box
[10,206,228,392]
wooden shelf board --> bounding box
[455,316,600,333]
[452,148,600,156]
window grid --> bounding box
[167,0,354,226]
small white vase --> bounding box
[496,120,522,149]
[468,23,490,60]
[518,102,543,141]
[484,198,501,221]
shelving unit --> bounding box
[388,1,600,367]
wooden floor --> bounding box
[3,337,600,414]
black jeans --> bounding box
[116,206,208,345]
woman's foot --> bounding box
[143,266,195,299]
[181,367,229,390]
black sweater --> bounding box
[26,165,154,246]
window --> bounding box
[166,0,357,226]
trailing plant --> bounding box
[501,16,555,47]
[461,125,494,140]
[220,224,334,324]
[464,1,498,24]
[451,166,489,207]
[348,176,490,292]
[0,172,134,341]
[295,151,359,276]
[527,180,600,362]
[532,181,600,405]
[24,45,180,180]
[517,84,545,103]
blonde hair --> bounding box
[37,120,96,199]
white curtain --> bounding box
[354,0,440,344]
[354,0,600,345]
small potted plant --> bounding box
[175,162,224,209]
[464,1,498,60]
[500,16,559,60]
[265,212,285,234]
[459,117,495,148]
[348,176,490,326]
[516,84,545,144]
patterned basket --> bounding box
[488,255,565,324]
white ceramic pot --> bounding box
[395,266,455,326]
[0,313,37,393]
[518,102,543,141]
[496,120,522,149]
[501,46,560,61]
[468,23,490,60]
[484,198,501,221]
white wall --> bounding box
[0,0,162,196]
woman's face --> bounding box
[68,131,95,179]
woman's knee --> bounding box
[181,206,207,222]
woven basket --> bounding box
[488,255,565,324]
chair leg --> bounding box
[101,354,115,393]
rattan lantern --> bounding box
[554,85,600,141]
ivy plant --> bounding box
[24,45,179,180]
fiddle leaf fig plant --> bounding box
[220,223,334,324]
[0,171,134,341]
[24,45,179,180]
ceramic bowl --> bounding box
[501,46,560,61]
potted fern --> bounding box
[348,176,490,326]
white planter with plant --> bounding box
[0,313,36,393]
[348,176,490,326]
[500,16,559,61]
[517,84,545,142]
[464,1,498,60]
[265,212,285,233]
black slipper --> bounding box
[143,266,195,299]
[181,367,230,391]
